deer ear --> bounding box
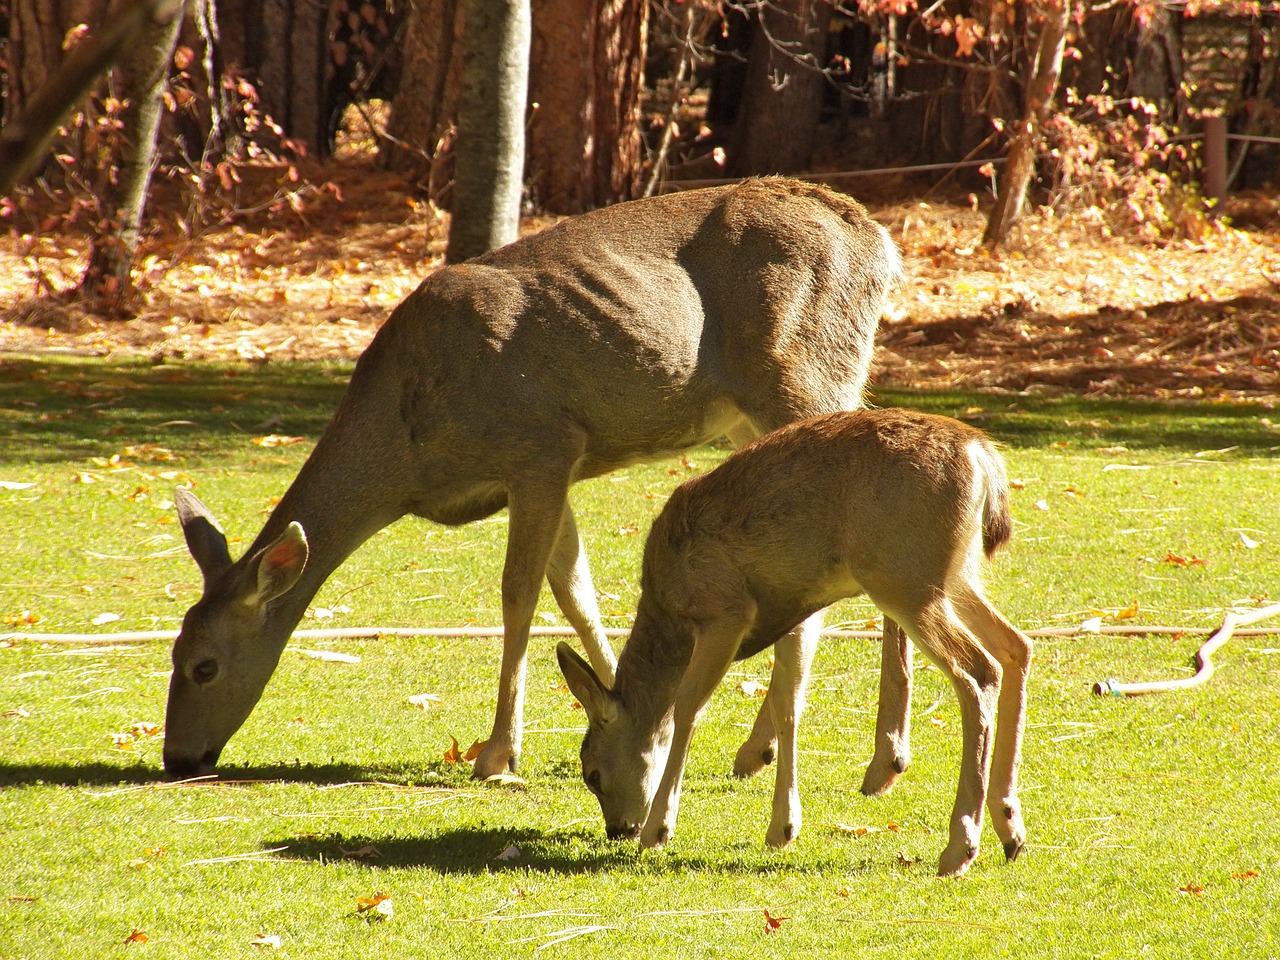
[175,487,232,580]
[244,522,308,605]
[556,642,618,725]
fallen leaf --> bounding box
[124,929,149,945]
[763,909,789,934]
[738,679,768,698]
[834,823,882,837]
[1236,532,1261,549]
[1231,868,1260,881]
[356,891,393,919]
[443,736,463,763]
[1164,551,1208,568]
[1080,616,1104,633]
[250,933,283,949]
[495,844,521,861]
[463,739,486,762]
[92,612,122,626]
[1177,882,1205,897]
[1033,499,1050,512]
[617,524,640,536]
[0,480,35,490]
[483,772,527,789]
[408,693,441,710]
[1114,599,1140,620]
[253,435,305,447]
[339,843,382,860]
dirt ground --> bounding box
[3,162,1279,404]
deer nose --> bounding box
[162,747,220,780]
[605,823,642,842]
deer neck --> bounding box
[613,599,692,737]
[241,430,405,644]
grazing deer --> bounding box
[557,408,1032,877]
[162,177,903,782]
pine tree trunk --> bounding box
[378,0,464,187]
[446,0,530,263]
[526,0,648,213]
[729,0,833,177]
[80,0,185,311]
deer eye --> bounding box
[585,769,602,795]
[191,659,219,685]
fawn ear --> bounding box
[175,487,233,580]
[556,642,617,725]
[242,522,308,606]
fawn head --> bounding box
[557,643,668,840]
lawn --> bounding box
[2,355,1278,958]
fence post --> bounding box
[1201,114,1228,208]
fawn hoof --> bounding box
[640,824,670,850]
[859,755,907,797]
[766,822,798,849]
[732,740,775,779]
[937,841,979,877]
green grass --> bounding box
[2,356,1279,958]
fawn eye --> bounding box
[191,659,219,685]
[585,769,602,795]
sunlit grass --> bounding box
[2,358,1278,958]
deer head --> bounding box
[162,488,308,778]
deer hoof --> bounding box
[731,741,775,779]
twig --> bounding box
[1092,600,1280,697]
[10,623,1280,647]
[182,846,295,867]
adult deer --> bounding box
[163,177,902,782]
[558,409,1032,877]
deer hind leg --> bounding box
[891,597,1001,877]
[473,478,575,780]
[545,503,617,687]
[765,614,819,848]
[954,582,1032,862]
[860,618,914,796]
[641,607,754,850]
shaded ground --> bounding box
[3,161,1279,403]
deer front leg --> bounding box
[473,482,570,780]
[861,617,914,796]
[642,614,751,849]
[765,614,819,849]
[545,503,617,687]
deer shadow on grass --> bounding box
[265,824,871,877]
[0,759,448,789]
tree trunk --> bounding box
[729,0,834,177]
[983,0,1071,247]
[3,0,113,176]
[525,0,648,213]
[0,0,184,194]
[80,0,185,311]
[216,0,336,155]
[446,0,530,263]
[378,0,464,190]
